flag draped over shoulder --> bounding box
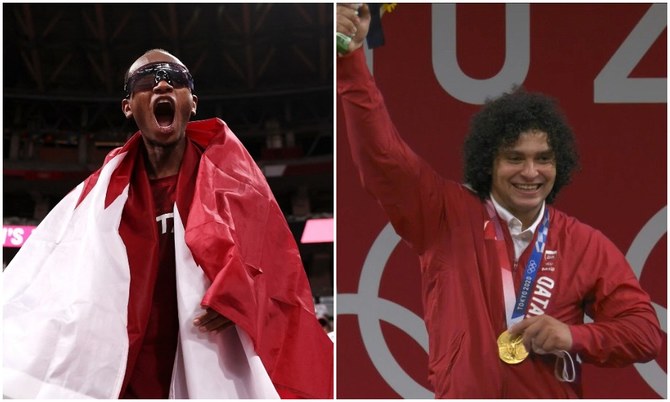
[3,118,333,399]
[184,119,333,398]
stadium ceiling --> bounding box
[4,3,333,136]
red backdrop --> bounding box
[337,4,666,398]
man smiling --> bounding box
[3,49,333,399]
[337,3,660,398]
[489,130,556,228]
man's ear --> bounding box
[191,94,198,117]
[121,98,133,119]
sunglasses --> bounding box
[124,62,194,98]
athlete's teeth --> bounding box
[516,184,539,190]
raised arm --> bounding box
[337,4,453,253]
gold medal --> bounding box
[497,330,528,364]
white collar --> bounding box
[489,194,546,235]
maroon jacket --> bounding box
[338,49,661,398]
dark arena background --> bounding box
[3,3,333,317]
[336,3,666,399]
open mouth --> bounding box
[154,100,175,127]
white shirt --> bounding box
[490,194,546,263]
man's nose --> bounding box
[153,71,173,90]
[520,160,539,178]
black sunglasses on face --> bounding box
[124,62,194,98]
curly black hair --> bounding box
[462,88,579,204]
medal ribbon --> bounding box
[484,200,550,328]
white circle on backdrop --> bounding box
[337,224,432,398]
[626,206,667,398]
